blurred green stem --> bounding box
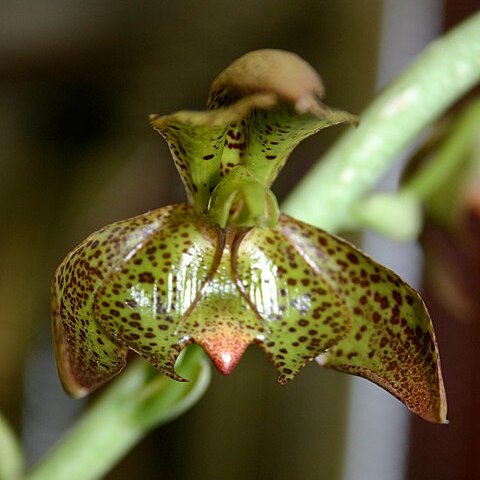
[283,11,480,232]
[404,97,480,200]
[0,411,23,480]
[356,96,480,240]
[9,10,480,480]
[26,346,210,480]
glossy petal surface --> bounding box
[91,208,352,384]
[234,226,351,382]
[52,208,174,397]
[94,204,219,381]
[53,206,446,422]
[279,214,446,423]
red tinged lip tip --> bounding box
[196,327,251,376]
[214,350,241,375]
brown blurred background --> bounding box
[0,1,478,479]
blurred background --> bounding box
[0,1,479,479]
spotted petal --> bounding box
[150,94,277,212]
[151,50,356,213]
[51,207,179,397]
[92,204,222,382]
[233,226,351,383]
[92,207,351,383]
[278,214,447,423]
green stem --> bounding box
[404,97,480,200]
[26,346,210,480]
[283,11,480,231]
[0,411,23,480]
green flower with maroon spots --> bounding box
[52,49,446,423]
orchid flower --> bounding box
[52,49,446,423]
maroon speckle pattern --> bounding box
[279,214,446,423]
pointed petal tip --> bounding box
[415,402,448,424]
[204,343,249,376]
[164,369,190,383]
[195,328,251,377]
[61,381,89,399]
[213,350,243,376]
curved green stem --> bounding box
[0,411,23,480]
[355,96,480,240]
[283,11,480,231]
[26,346,210,480]
[404,97,480,200]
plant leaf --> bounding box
[278,214,447,423]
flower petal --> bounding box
[151,49,356,214]
[93,204,221,381]
[150,94,276,212]
[278,214,447,423]
[51,207,178,397]
[233,226,352,383]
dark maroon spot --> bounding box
[392,290,403,305]
[139,272,155,283]
[347,252,359,264]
